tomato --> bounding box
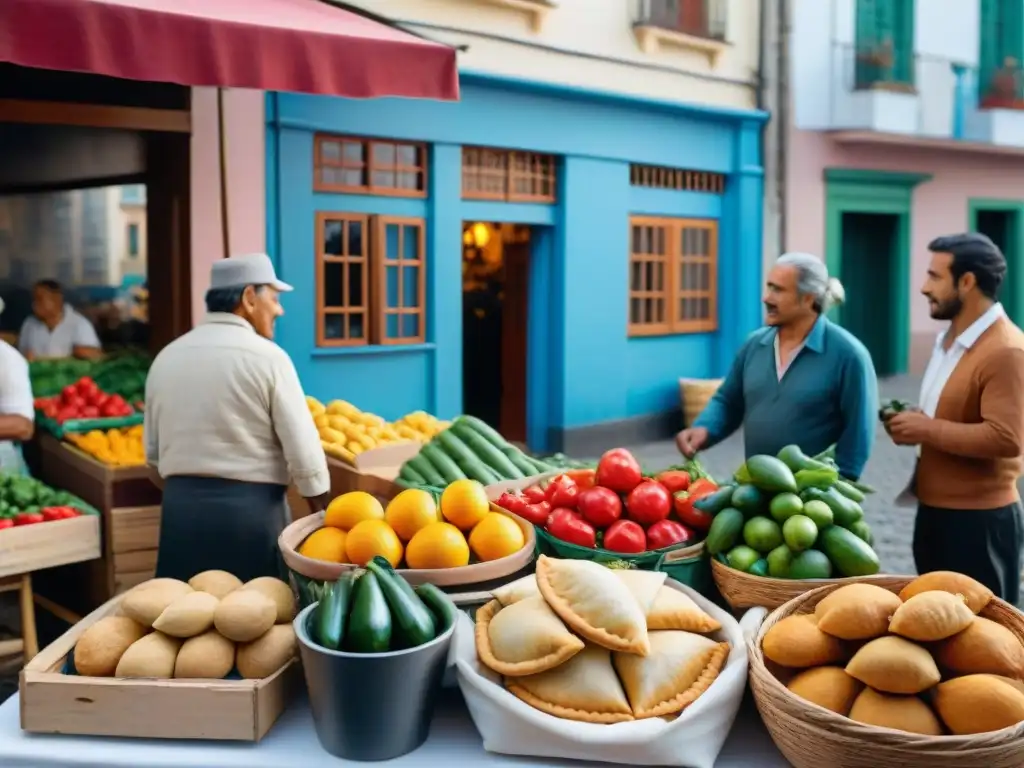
[672,491,714,531]
[625,481,672,526]
[0,519,14,530]
[546,507,596,549]
[42,403,59,419]
[687,478,719,497]
[56,408,77,423]
[523,485,547,504]
[81,405,100,419]
[646,519,693,550]
[602,519,647,554]
[655,470,691,494]
[595,448,643,494]
[546,475,579,509]
[496,491,527,516]
[14,512,43,526]
[76,378,98,398]
[576,486,622,529]
[563,469,596,490]
[64,395,86,411]
[520,501,552,526]
[61,385,78,401]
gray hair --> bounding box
[776,252,846,313]
[204,285,264,313]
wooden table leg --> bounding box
[19,573,39,661]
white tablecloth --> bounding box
[0,689,791,768]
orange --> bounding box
[345,519,403,567]
[440,479,490,531]
[468,512,525,562]
[384,489,441,541]
[298,527,349,563]
[405,522,470,569]
[325,491,384,530]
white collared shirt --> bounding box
[143,313,330,498]
[18,306,101,358]
[774,335,807,381]
[919,302,1005,418]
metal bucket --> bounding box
[294,599,456,761]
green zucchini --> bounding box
[454,415,510,448]
[415,582,458,634]
[451,422,524,479]
[846,478,876,495]
[345,572,392,653]
[528,456,551,473]
[420,442,467,483]
[833,479,866,503]
[399,463,428,484]
[365,558,436,648]
[406,454,446,487]
[316,571,356,650]
[500,444,540,476]
[435,430,501,483]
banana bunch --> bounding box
[391,410,450,441]
[306,397,450,464]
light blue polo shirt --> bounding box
[18,306,101,359]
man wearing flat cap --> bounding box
[886,233,1024,603]
[144,254,330,582]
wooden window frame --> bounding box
[628,216,718,337]
[462,147,558,203]
[315,212,427,348]
[314,134,428,198]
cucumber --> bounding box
[692,484,736,515]
[435,429,502,484]
[705,507,745,555]
[399,464,428,484]
[365,558,436,648]
[801,487,863,528]
[833,479,866,503]
[316,571,356,650]
[345,572,392,653]
[406,454,446,487]
[370,555,425,608]
[415,582,458,634]
[745,454,798,494]
[451,422,524,479]
[454,415,510,448]
[776,444,832,473]
[527,456,551,474]
[847,479,877,495]
[420,442,466,483]
[500,445,540,476]
[818,524,880,577]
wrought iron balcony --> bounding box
[636,0,727,42]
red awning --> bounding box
[0,0,460,101]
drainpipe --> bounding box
[778,0,790,254]
[759,0,783,278]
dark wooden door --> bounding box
[499,241,529,442]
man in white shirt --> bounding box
[145,254,330,582]
[18,280,102,361]
[0,298,35,475]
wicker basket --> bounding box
[711,557,898,610]
[679,378,723,427]
[748,578,1024,768]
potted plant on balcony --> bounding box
[854,38,897,90]
[981,56,1024,110]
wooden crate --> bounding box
[0,513,101,579]
[20,595,301,741]
[109,505,160,594]
[326,441,421,497]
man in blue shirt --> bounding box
[677,253,879,480]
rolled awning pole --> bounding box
[217,87,230,259]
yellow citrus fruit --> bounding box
[324,491,384,530]
[468,513,525,562]
[440,479,490,531]
[384,489,441,541]
[298,527,349,563]
[345,519,403,567]
[405,522,470,569]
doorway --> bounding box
[838,212,901,375]
[461,222,531,443]
[968,200,1024,324]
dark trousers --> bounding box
[913,501,1024,605]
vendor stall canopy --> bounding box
[0,0,460,100]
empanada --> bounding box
[475,597,584,677]
[613,630,730,719]
[536,556,650,655]
[645,586,721,633]
[492,574,540,607]
[613,569,667,612]
[506,645,633,724]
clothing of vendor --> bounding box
[144,254,331,583]
[886,233,1024,604]
[677,252,879,481]
[18,280,103,361]
[0,298,34,475]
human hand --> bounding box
[675,427,708,458]
[887,410,932,447]
[305,492,332,514]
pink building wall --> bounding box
[189,88,266,325]
[785,126,1024,371]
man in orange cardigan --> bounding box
[887,233,1024,604]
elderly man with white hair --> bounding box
[677,253,879,482]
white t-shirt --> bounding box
[18,306,101,358]
[0,339,34,469]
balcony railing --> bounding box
[852,39,915,92]
[636,0,726,41]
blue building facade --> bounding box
[265,73,766,453]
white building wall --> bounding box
[346,0,762,109]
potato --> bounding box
[121,579,193,628]
[214,589,276,642]
[241,577,296,624]
[74,616,148,677]
[115,632,182,678]
[174,630,236,679]
[236,624,297,679]
[152,591,219,638]
[188,570,243,599]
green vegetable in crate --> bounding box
[743,455,798,494]
[316,572,356,650]
[345,571,392,653]
[692,484,736,516]
[449,422,524,479]
[365,556,436,648]
[705,507,744,555]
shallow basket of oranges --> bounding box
[278,479,536,588]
